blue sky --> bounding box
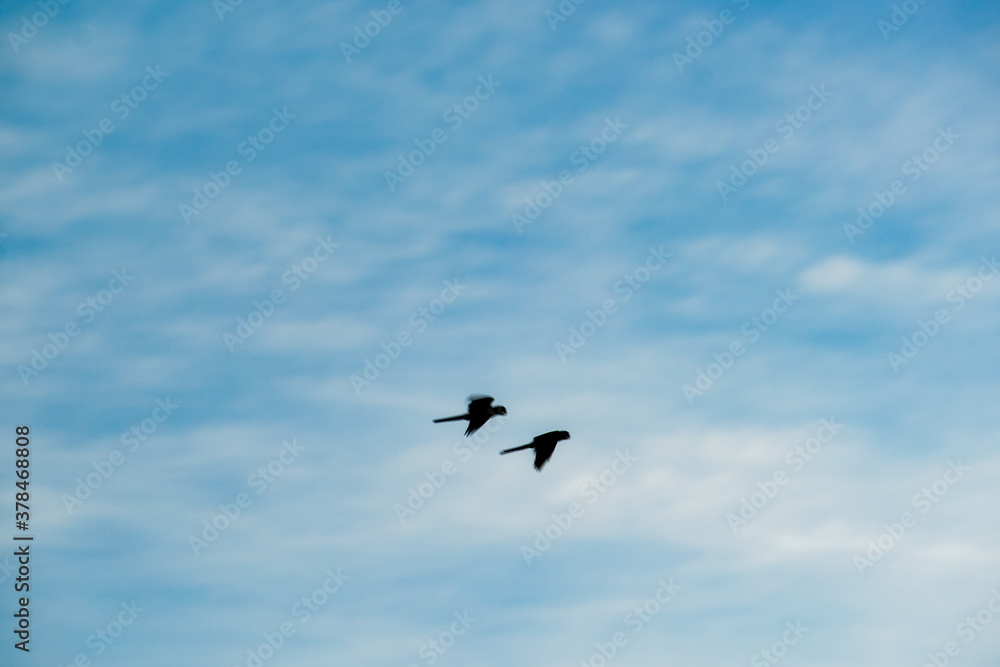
[2,0,1000,665]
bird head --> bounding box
[495,405,507,416]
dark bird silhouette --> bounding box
[500,431,570,471]
[433,395,507,436]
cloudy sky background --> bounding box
[2,0,1000,665]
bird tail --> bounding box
[433,414,467,423]
[500,444,531,455]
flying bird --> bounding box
[433,395,507,436]
[500,431,570,471]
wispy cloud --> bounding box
[2,1,1000,665]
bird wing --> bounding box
[467,395,494,411]
[533,443,557,471]
[465,413,489,436]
